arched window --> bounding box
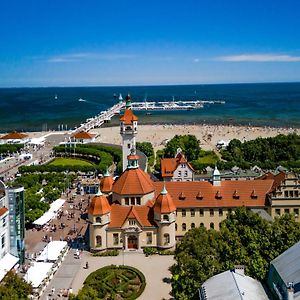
[96,217,101,223]
[182,223,186,231]
[175,223,177,231]
[191,223,195,229]
[163,214,169,221]
[164,233,170,245]
[200,222,204,227]
[96,235,102,247]
[210,222,214,229]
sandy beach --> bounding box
[88,124,300,152]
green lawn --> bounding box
[48,158,94,167]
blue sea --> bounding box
[0,82,300,133]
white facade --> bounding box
[172,163,194,182]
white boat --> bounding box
[78,98,86,102]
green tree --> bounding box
[0,271,32,300]
[171,207,300,299]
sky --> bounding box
[0,0,300,87]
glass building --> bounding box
[7,186,25,264]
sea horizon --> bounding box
[1,81,300,133]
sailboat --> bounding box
[54,94,58,100]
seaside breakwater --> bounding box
[0,82,300,133]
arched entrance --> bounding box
[127,235,138,249]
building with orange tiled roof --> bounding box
[70,131,96,144]
[0,131,29,144]
[88,95,298,252]
[100,168,114,194]
[161,148,194,181]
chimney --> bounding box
[287,282,294,300]
[234,265,245,276]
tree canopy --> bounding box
[170,207,300,300]
[220,133,300,170]
[0,271,32,300]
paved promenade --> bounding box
[45,250,174,300]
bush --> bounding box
[92,249,119,256]
[143,247,158,256]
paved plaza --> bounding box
[43,250,174,300]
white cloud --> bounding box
[216,54,300,62]
[47,52,136,63]
[193,58,199,63]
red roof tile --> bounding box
[153,180,274,208]
[71,131,95,139]
[108,203,155,228]
[119,108,138,125]
[154,190,176,214]
[0,207,8,217]
[161,152,194,177]
[88,194,111,215]
[258,171,285,192]
[0,132,28,140]
[100,176,114,194]
[112,168,155,195]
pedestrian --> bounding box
[51,286,55,295]
[85,261,89,269]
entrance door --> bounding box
[128,235,138,249]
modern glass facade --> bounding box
[7,186,25,264]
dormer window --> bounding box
[196,192,203,200]
[215,191,222,199]
[179,192,186,200]
[96,217,101,223]
[233,190,240,199]
[251,190,258,199]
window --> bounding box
[184,171,188,177]
[284,208,290,214]
[284,191,289,197]
[228,208,232,214]
[182,223,186,231]
[129,220,136,226]
[2,217,7,227]
[96,235,102,247]
[219,208,223,216]
[136,197,141,205]
[191,223,195,229]
[200,209,204,217]
[163,215,169,221]
[210,222,214,229]
[113,233,119,245]
[182,209,186,217]
[181,164,185,168]
[294,208,299,217]
[289,191,294,197]
[125,197,129,205]
[95,217,101,223]
[130,197,135,205]
[175,223,177,231]
[1,235,5,249]
[164,233,170,245]
[200,223,204,227]
[275,209,281,216]
[210,209,214,216]
[178,171,182,176]
[295,191,299,198]
[191,209,195,217]
[146,232,152,244]
[127,143,131,149]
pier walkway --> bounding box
[72,98,225,133]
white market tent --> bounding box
[36,241,68,262]
[49,199,65,213]
[28,137,45,146]
[0,253,19,282]
[32,199,65,226]
[25,262,53,288]
[33,211,55,226]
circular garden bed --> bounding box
[79,265,146,300]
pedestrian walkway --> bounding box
[71,251,174,300]
[41,249,82,300]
